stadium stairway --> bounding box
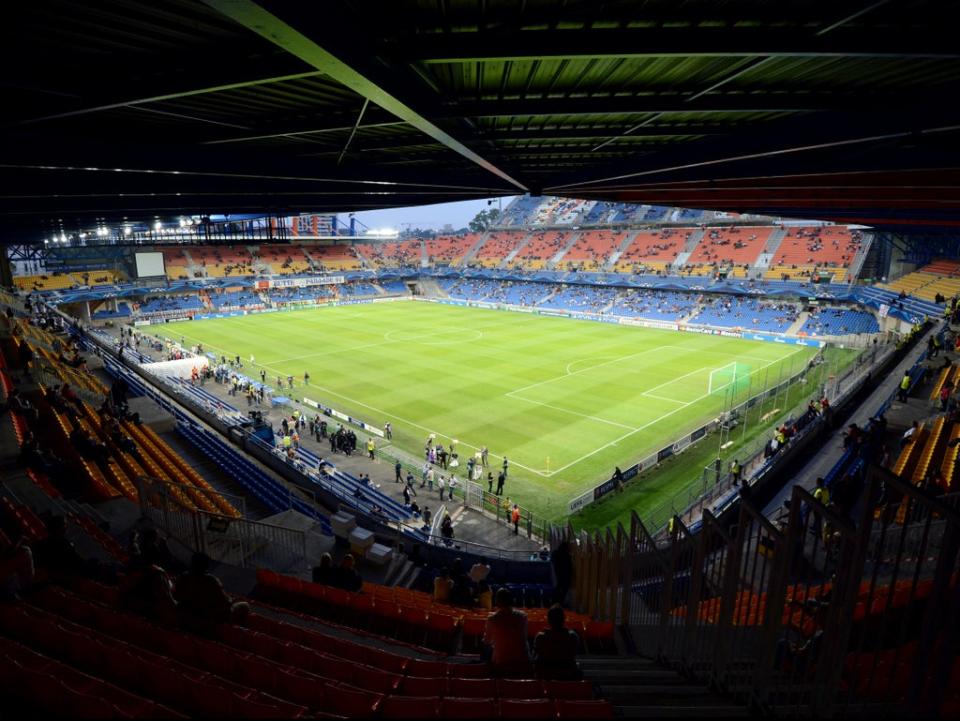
[579,657,749,718]
[753,227,788,272]
[785,312,809,336]
[547,231,583,270]
[457,231,490,266]
[500,232,534,269]
[682,228,706,253]
[603,231,641,271]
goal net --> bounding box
[708,361,753,396]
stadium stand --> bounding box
[162,248,192,280]
[766,226,864,282]
[880,259,960,302]
[424,234,479,266]
[800,308,880,336]
[362,240,420,269]
[306,244,362,272]
[471,231,527,269]
[613,229,688,274]
[510,231,571,269]
[192,246,256,278]
[685,226,773,270]
[257,244,312,275]
[560,230,631,272]
[690,297,799,332]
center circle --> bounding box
[384,328,483,345]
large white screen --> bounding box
[135,252,166,278]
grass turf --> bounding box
[152,300,819,521]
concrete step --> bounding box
[618,704,750,718]
[599,683,711,698]
[585,669,689,684]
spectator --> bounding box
[129,527,174,572]
[469,557,491,584]
[433,566,454,603]
[533,605,581,680]
[449,557,475,607]
[482,589,530,676]
[476,580,493,610]
[174,552,248,635]
[120,558,177,626]
[333,553,363,592]
[312,552,335,585]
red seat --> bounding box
[245,692,308,719]
[324,683,382,718]
[380,694,440,719]
[276,669,327,708]
[447,663,493,678]
[441,696,498,719]
[499,698,555,719]
[447,677,497,698]
[498,678,545,699]
[404,658,448,678]
[235,657,279,694]
[352,666,401,695]
[256,569,280,588]
[555,700,614,719]
[398,676,442,696]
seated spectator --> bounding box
[476,580,493,610]
[128,527,175,573]
[433,566,454,603]
[482,589,531,676]
[312,552,335,585]
[533,605,581,680]
[332,553,362,592]
[69,426,110,465]
[120,557,177,626]
[174,552,248,635]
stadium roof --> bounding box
[3,0,960,239]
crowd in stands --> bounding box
[800,308,881,337]
[691,297,799,332]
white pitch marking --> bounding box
[506,345,671,397]
[507,394,637,430]
[543,347,807,476]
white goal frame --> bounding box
[708,361,740,394]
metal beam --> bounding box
[203,0,527,191]
[14,62,328,125]
[406,27,960,62]
[445,94,887,118]
[202,119,407,145]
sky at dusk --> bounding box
[338,196,518,232]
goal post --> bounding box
[708,361,752,396]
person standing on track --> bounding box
[496,470,505,496]
[502,456,509,479]
[303,371,310,386]
[384,422,392,440]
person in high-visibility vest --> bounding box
[367,437,376,460]
[511,504,521,535]
[729,459,742,486]
[898,371,911,402]
[811,476,829,536]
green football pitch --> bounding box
[153,301,819,520]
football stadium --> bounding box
[0,1,957,718]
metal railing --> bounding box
[569,463,959,717]
[133,475,309,574]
